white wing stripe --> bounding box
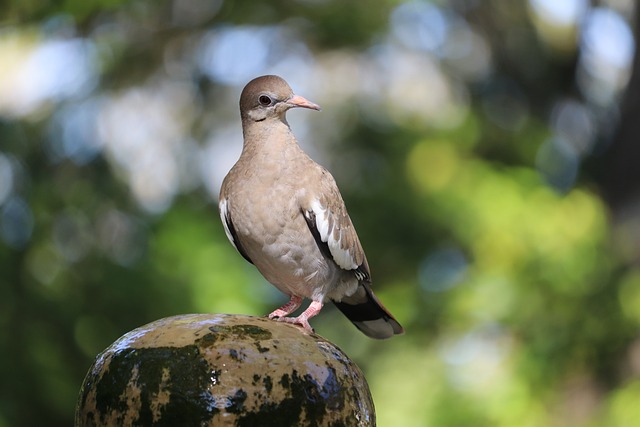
[219,198,238,250]
[311,199,328,241]
[312,200,330,242]
[310,199,358,270]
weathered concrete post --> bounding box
[76,314,375,426]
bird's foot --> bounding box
[272,301,323,334]
[267,311,285,320]
[276,316,315,333]
[267,295,303,319]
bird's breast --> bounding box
[228,176,321,284]
[223,150,350,300]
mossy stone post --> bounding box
[76,314,375,426]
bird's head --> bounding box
[239,75,321,123]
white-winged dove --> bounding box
[219,75,403,339]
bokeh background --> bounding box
[2,0,640,426]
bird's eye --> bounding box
[258,95,272,106]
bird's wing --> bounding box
[301,173,370,282]
[219,197,254,265]
[300,172,404,338]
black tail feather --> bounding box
[333,283,404,339]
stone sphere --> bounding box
[76,314,375,426]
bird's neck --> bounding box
[241,118,300,158]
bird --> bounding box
[218,75,403,339]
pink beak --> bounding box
[287,94,321,111]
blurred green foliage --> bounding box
[1,1,640,426]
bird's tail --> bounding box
[333,283,404,339]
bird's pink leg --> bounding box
[268,295,303,319]
[276,301,323,332]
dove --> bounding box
[219,75,403,339]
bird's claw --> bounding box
[267,310,287,320]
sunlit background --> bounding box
[1,0,640,425]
